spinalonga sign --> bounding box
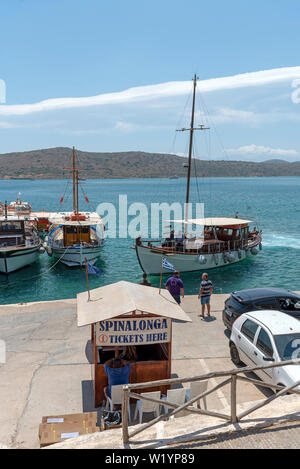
[95,317,171,346]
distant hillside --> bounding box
[0,147,300,179]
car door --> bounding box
[236,318,260,367]
[253,326,276,384]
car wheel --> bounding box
[230,343,242,366]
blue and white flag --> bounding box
[162,257,175,271]
[87,263,101,276]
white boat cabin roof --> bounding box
[170,217,253,228]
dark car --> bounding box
[223,288,300,330]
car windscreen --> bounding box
[227,297,247,313]
[274,334,300,361]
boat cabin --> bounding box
[0,218,25,247]
[160,217,255,254]
[77,281,192,407]
[63,223,91,246]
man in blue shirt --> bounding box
[104,357,131,402]
[166,270,184,304]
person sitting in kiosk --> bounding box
[103,357,131,404]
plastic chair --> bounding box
[162,388,186,416]
[134,391,161,424]
[105,384,131,423]
[185,381,208,409]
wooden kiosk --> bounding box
[77,281,191,407]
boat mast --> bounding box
[72,146,76,214]
[177,74,209,237]
[186,73,197,212]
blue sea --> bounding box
[0,177,300,305]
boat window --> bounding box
[13,222,22,231]
[1,222,11,232]
[256,328,273,358]
[66,226,78,234]
[79,226,89,234]
[241,319,259,343]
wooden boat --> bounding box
[45,147,105,267]
[134,75,262,275]
[0,203,42,274]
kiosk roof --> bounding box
[77,281,192,327]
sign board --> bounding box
[95,317,171,346]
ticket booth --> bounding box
[77,281,192,407]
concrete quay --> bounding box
[0,293,299,449]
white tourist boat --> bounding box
[0,205,42,274]
[134,75,262,275]
[45,147,105,267]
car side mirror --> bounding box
[263,356,275,362]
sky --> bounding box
[0,0,300,161]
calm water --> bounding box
[0,177,300,305]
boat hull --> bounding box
[51,245,104,267]
[0,245,40,274]
[136,245,251,275]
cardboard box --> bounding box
[39,421,100,448]
[41,412,98,425]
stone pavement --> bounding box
[0,294,299,449]
[172,421,300,449]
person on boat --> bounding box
[166,270,184,305]
[139,273,152,287]
[198,273,213,318]
[103,357,131,405]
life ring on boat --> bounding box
[198,255,207,265]
[226,252,235,263]
[251,247,258,256]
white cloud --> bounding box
[0,121,18,128]
[227,144,299,157]
[0,66,300,116]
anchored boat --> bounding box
[134,75,262,275]
[0,202,42,274]
[45,147,105,267]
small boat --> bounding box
[134,75,262,275]
[0,202,42,274]
[7,193,31,216]
[45,147,105,267]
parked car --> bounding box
[223,288,300,330]
[229,310,300,391]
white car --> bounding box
[230,310,300,391]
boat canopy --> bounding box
[77,280,192,327]
[168,217,252,228]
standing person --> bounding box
[166,270,184,304]
[198,273,213,318]
[139,273,152,286]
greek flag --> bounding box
[162,257,175,271]
[87,263,101,276]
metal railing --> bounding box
[121,359,300,444]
